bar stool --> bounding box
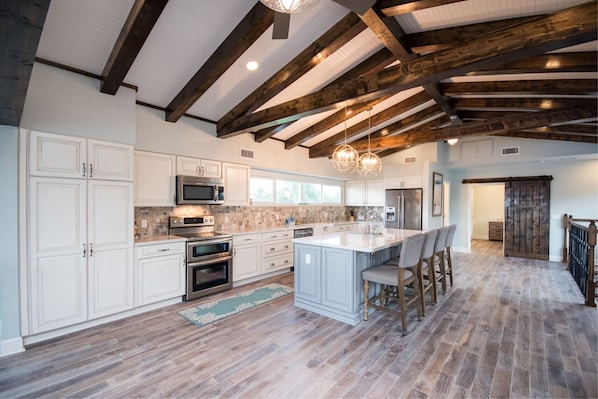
[444,224,457,287]
[434,226,450,295]
[362,233,425,335]
[419,229,439,315]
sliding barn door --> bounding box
[504,179,551,260]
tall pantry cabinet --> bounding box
[28,131,134,334]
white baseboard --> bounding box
[1,336,25,357]
[453,246,470,253]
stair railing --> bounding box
[562,214,596,307]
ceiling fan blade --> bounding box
[272,12,290,39]
[332,0,376,15]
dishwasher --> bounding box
[292,227,313,271]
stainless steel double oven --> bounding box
[169,216,232,300]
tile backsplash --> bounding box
[135,205,382,236]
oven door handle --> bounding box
[188,237,232,246]
[187,255,233,268]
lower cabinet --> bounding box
[135,241,186,306]
[233,233,261,281]
[262,230,293,273]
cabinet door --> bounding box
[88,247,134,319]
[201,159,221,178]
[346,181,365,206]
[137,254,185,305]
[134,151,176,206]
[87,181,134,319]
[233,244,261,281]
[295,245,321,303]
[223,163,249,206]
[321,248,353,312]
[176,156,201,176]
[402,176,422,189]
[87,139,133,181]
[30,131,87,178]
[29,178,87,333]
[365,180,384,206]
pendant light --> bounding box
[331,106,358,174]
[260,0,320,13]
[356,109,382,177]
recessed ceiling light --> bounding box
[246,61,259,71]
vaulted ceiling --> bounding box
[3,0,597,159]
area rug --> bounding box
[178,283,294,327]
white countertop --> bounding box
[293,228,422,253]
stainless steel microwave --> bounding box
[176,175,225,205]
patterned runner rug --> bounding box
[178,283,294,327]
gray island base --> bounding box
[293,229,422,325]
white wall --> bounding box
[472,185,504,239]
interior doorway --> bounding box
[471,184,505,253]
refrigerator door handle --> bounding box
[398,195,403,229]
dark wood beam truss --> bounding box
[378,0,466,16]
[0,0,51,126]
[165,2,275,122]
[217,1,597,137]
[100,0,168,95]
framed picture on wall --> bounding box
[432,172,443,216]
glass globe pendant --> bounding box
[331,106,358,174]
[260,0,320,13]
[356,109,382,177]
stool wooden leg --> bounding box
[363,280,369,321]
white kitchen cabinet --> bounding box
[334,223,355,232]
[232,233,261,281]
[384,176,422,189]
[29,178,134,332]
[87,181,134,319]
[134,150,176,206]
[346,180,384,206]
[313,224,334,236]
[223,162,250,206]
[262,230,293,273]
[29,178,87,332]
[176,156,221,178]
[135,241,185,306]
[30,131,133,181]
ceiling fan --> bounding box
[260,0,377,39]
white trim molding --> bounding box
[1,336,25,357]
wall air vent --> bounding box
[501,146,520,156]
[240,148,255,160]
[404,156,417,164]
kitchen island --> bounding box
[293,228,421,325]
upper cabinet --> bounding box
[346,180,384,206]
[223,162,250,206]
[384,176,422,189]
[30,131,133,181]
[134,151,176,207]
[176,156,221,178]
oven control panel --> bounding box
[169,215,214,227]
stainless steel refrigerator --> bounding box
[384,188,422,230]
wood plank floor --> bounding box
[1,240,597,398]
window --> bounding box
[250,171,343,205]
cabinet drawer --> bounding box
[263,240,292,257]
[136,242,185,258]
[263,230,293,242]
[263,253,293,272]
[233,233,261,245]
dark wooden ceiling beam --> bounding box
[255,47,396,144]
[308,91,432,156]
[452,97,597,111]
[343,106,597,154]
[217,12,367,134]
[441,79,598,97]
[359,5,462,122]
[0,0,51,126]
[310,104,443,158]
[378,0,466,16]
[374,115,451,157]
[165,3,275,122]
[100,0,168,95]
[217,1,597,137]
[469,52,597,75]
[494,131,597,143]
[405,16,539,54]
